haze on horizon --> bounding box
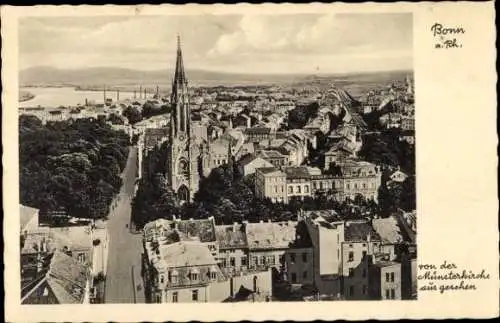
[19,13,413,75]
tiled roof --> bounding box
[344,221,381,242]
[238,154,258,167]
[245,221,297,250]
[50,226,93,251]
[20,205,39,230]
[215,224,248,249]
[47,251,89,304]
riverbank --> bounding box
[19,90,35,102]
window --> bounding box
[297,185,301,193]
[347,183,350,190]
[362,285,367,295]
[302,253,308,263]
[386,272,390,282]
[191,273,198,281]
[354,183,358,189]
[192,290,199,301]
[363,183,366,189]
[171,272,178,284]
[172,292,178,303]
[390,289,395,299]
[281,186,284,193]
[349,268,354,277]
[385,289,390,299]
[77,253,85,264]
[337,249,340,259]
[222,258,227,267]
[241,256,247,266]
[313,182,317,189]
[304,185,309,193]
[291,273,297,283]
[362,251,367,259]
[156,294,162,303]
[230,257,236,267]
[160,275,165,284]
[274,186,278,193]
[290,253,296,263]
[210,271,217,280]
[269,256,276,265]
[303,271,308,279]
[260,256,266,265]
[390,272,395,282]
[348,251,354,262]
[319,182,323,189]
[252,256,258,267]
[288,186,293,194]
[349,286,354,296]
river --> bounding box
[19,87,137,108]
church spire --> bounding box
[173,34,186,85]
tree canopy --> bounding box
[19,116,130,220]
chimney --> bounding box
[117,89,120,101]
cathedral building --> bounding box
[166,36,202,202]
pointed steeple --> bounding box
[173,34,186,85]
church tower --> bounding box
[167,36,199,202]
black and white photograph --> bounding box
[17,11,417,304]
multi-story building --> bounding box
[254,167,287,203]
[341,220,385,300]
[298,210,344,299]
[245,221,297,274]
[283,167,313,201]
[215,223,248,274]
[142,218,273,303]
[368,260,402,300]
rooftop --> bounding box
[156,241,218,268]
[344,221,381,242]
[256,167,285,177]
[245,221,297,250]
[215,224,248,249]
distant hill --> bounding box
[19,66,308,87]
[19,66,412,91]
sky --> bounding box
[19,13,413,75]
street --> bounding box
[104,146,145,303]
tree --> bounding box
[123,106,142,124]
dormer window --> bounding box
[171,270,178,284]
[190,268,200,281]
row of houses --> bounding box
[141,210,417,303]
[252,159,382,204]
[20,205,109,304]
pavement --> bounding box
[104,146,146,304]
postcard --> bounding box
[2,2,498,321]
